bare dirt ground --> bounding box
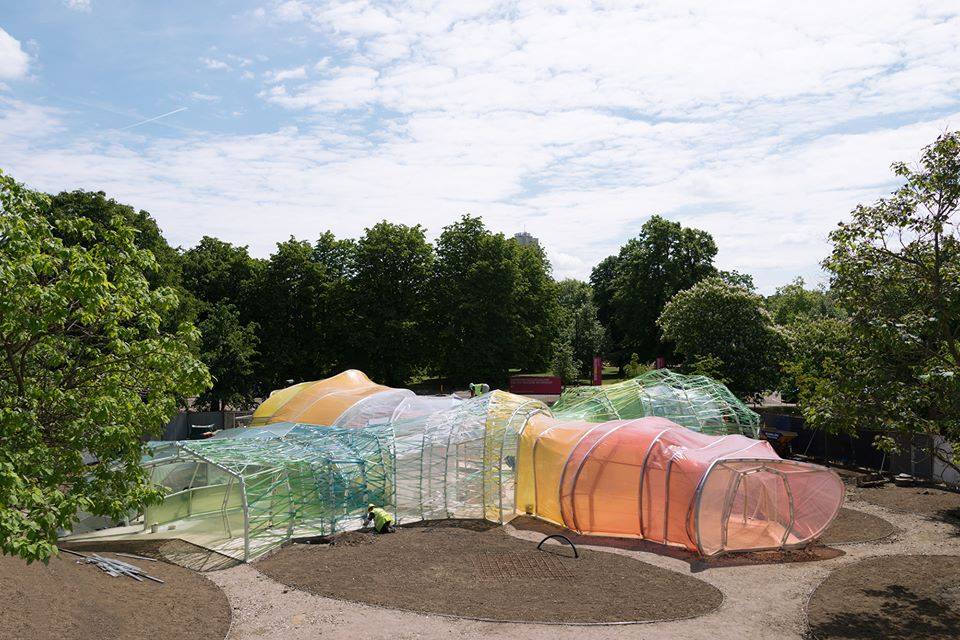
[203,487,960,640]
[256,520,722,623]
[819,507,896,545]
[807,554,960,640]
[859,483,960,523]
[0,550,230,640]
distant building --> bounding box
[513,231,540,248]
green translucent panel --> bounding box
[552,369,760,437]
[141,424,394,560]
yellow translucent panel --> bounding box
[250,370,391,426]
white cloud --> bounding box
[64,0,92,12]
[5,1,960,293]
[199,56,230,71]
[266,65,308,83]
[189,91,221,103]
[274,0,311,22]
[227,53,253,67]
[0,28,29,81]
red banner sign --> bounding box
[509,375,562,395]
[592,356,603,386]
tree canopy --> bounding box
[793,131,960,472]
[658,276,785,399]
[765,277,837,326]
[430,215,560,386]
[180,237,261,409]
[0,171,209,562]
[592,215,717,366]
[348,221,433,386]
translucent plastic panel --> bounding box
[530,422,595,525]
[779,466,845,541]
[695,463,738,556]
[250,370,391,426]
[724,470,791,552]
[388,395,462,423]
[561,424,648,537]
[334,389,415,429]
[552,370,760,437]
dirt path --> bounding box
[205,491,960,640]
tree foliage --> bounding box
[511,242,560,373]
[553,279,605,379]
[765,277,837,326]
[181,237,262,409]
[0,171,209,562]
[658,277,785,399]
[795,132,960,471]
[593,215,717,365]
[196,303,260,410]
[246,237,351,391]
[549,326,579,384]
[348,221,433,386]
[431,216,559,385]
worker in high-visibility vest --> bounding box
[469,382,490,397]
[363,504,396,534]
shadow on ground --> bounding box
[509,516,843,572]
[808,555,960,640]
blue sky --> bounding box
[2,1,960,292]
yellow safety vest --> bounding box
[369,507,394,530]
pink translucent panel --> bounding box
[561,423,649,537]
[724,469,791,551]
[779,466,845,541]
[522,415,844,556]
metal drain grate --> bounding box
[471,552,574,581]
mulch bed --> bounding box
[807,554,960,640]
[819,508,896,545]
[858,484,960,522]
[256,520,722,623]
[0,550,231,640]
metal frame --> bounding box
[565,420,639,533]
[636,428,671,538]
[691,456,840,556]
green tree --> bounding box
[765,277,837,326]
[570,301,606,377]
[348,221,434,386]
[719,269,756,292]
[181,237,262,408]
[590,254,622,364]
[801,132,960,472]
[658,277,786,399]
[549,326,579,384]
[511,240,560,373]
[779,316,850,405]
[552,279,605,380]
[599,216,718,366]
[247,237,352,390]
[181,236,260,308]
[196,303,260,410]
[0,171,209,562]
[45,190,182,289]
[557,278,593,311]
[431,216,518,385]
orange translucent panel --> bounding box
[517,415,844,555]
[250,370,392,426]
